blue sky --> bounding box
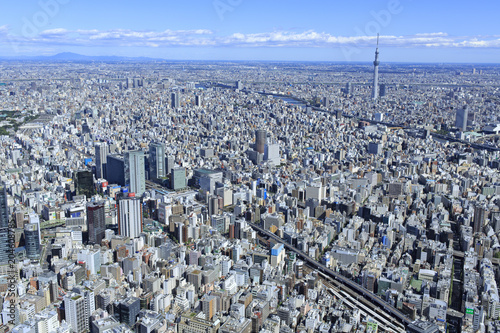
[1,0,499,62]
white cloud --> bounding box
[1,26,500,50]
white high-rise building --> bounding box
[77,249,101,275]
[118,197,142,238]
[64,293,88,333]
[124,150,145,196]
[34,309,60,333]
[264,143,280,166]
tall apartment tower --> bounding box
[372,34,380,100]
[171,92,180,108]
[64,293,88,333]
[87,202,106,245]
[149,142,166,181]
[95,142,108,179]
[455,106,469,131]
[24,223,41,260]
[118,196,143,238]
[124,150,145,196]
[255,130,267,154]
[473,205,487,234]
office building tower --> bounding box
[87,202,106,245]
[75,170,94,199]
[95,142,107,179]
[473,306,484,332]
[64,293,88,333]
[72,287,96,322]
[96,291,112,312]
[0,184,10,265]
[24,223,41,260]
[345,82,352,96]
[201,294,217,320]
[195,95,202,107]
[374,112,384,122]
[77,249,101,276]
[106,155,125,186]
[118,196,142,239]
[322,96,329,108]
[34,310,60,333]
[171,92,180,108]
[379,83,386,97]
[166,156,176,175]
[372,34,380,100]
[473,205,487,234]
[149,143,165,181]
[171,167,186,190]
[11,149,21,166]
[119,297,141,328]
[125,78,133,89]
[264,143,280,166]
[455,106,468,131]
[124,150,145,196]
[368,142,383,155]
[255,130,267,154]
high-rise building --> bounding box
[255,130,266,155]
[95,142,108,179]
[119,297,140,328]
[24,223,40,260]
[118,196,143,238]
[75,170,94,199]
[149,143,165,181]
[171,167,186,190]
[201,294,217,320]
[455,107,468,131]
[368,142,382,155]
[473,305,485,332]
[345,82,352,96]
[0,184,10,265]
[166,155,176,175]
[106,155,125,186]
[379,83,387,97]
[125,150,145,196]
[195,95,202,107]
[34,309,60,333]
[372,34,380,100]
[474,205,487,234]
[171,92,180,108]
[264,143,280,166]
[77,249,101,275]
[72,287,96,324]
[64,293,88,333]
[87,202,106,245]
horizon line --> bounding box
[1,53,500,66]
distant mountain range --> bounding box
[0,52,163,62]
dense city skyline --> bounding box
[1,2,500,333]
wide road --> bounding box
[248,222,413,327]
